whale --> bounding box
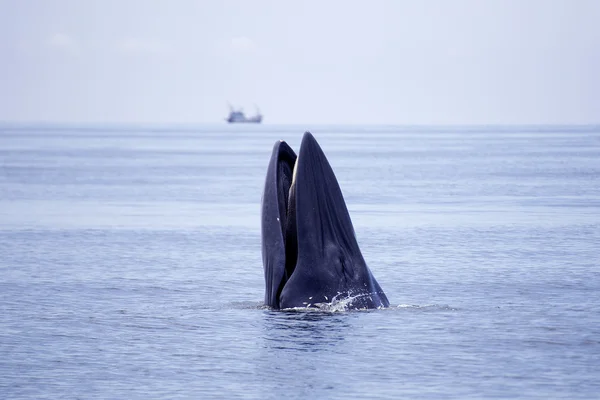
[261,131,389,310]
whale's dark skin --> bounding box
[261,132,389,310]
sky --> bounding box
[1,0,599,125]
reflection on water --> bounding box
[255,310,362,399]
[261,310,353,353]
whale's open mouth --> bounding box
[261,132,389,310]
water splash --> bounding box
[280,291,387,313]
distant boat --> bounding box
[226,104,263,123]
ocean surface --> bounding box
[1,124,599,399]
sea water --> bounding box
[1,124,599,399]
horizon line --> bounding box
[1,121,600,128]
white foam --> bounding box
[282,291,385,313]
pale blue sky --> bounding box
[1,0,599,124]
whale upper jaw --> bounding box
[261,132,389,310]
